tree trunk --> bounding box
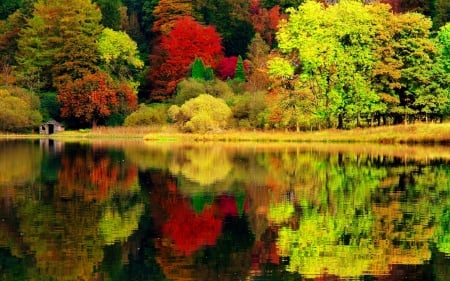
[337,113,344,129]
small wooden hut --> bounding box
[39,120,65,135]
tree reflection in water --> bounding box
[0,141,450,280]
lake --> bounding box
[1,139,450,281]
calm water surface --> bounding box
[1,139,450,281]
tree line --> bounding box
[0,0,449,131]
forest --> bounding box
[0,0,449,132]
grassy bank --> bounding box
[1,123,449,144]
[143,123,450,144]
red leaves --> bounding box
[250,1,282,46]
[58,72,130,126]
[161,16,223,69]
[147,16,224,100]
[162,199,222,255]
[217,56,249,80]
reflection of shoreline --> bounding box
[142,141,450,163]
[28,138,450,162]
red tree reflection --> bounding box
[162,197,222,255]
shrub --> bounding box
[168,94,232,133]
[124,103,168,126]
[174,78,206,105]
[230,91,268,129]
[0,87,42,132]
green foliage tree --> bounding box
[437,23,450,72]
[230,91,267,128]
[96,0,122,30]
[372,10,443,124]
[0,0,21,20]
[98,27,144,89]
[16,0,103,92]
[168,94,232,132]
[234,55,246,82]
[174,78,207,105]
[0,87,42,132]
[191,57,207,80]
[270,0,447,128]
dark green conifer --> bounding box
[234,55,245,82]
[191,57,206,80]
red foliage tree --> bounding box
[217,56,249,81]
[58,72,120,127]
[250,0,281,46]
[116,82,138,115]
[147,16,224,101]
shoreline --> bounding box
[1,123,449,144]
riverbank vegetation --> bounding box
[2,123,450,145]
[0,0,448,134]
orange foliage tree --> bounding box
[147,16,224,101]
[57,72,136,127]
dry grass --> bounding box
[1,122,450,144]
[143,122,450,144]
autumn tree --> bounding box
[250,0,282,47]
[152,0,193,34]
[147,16,224,101]
[15,0,103,92]
[57,72,121,127]
[268,0,447,128]
[0,10,29,86]
[217,56,248,81]
[245,33,271,92]
[372,8,445,124]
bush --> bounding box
[175,78,236,106]
[124,103,168,126]
[174,78,206,105]
[230,91,268,129]
[204,79,234,100]
[0,87,42,132]
[168,94,232,133]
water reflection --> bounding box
[0,140,450,280]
